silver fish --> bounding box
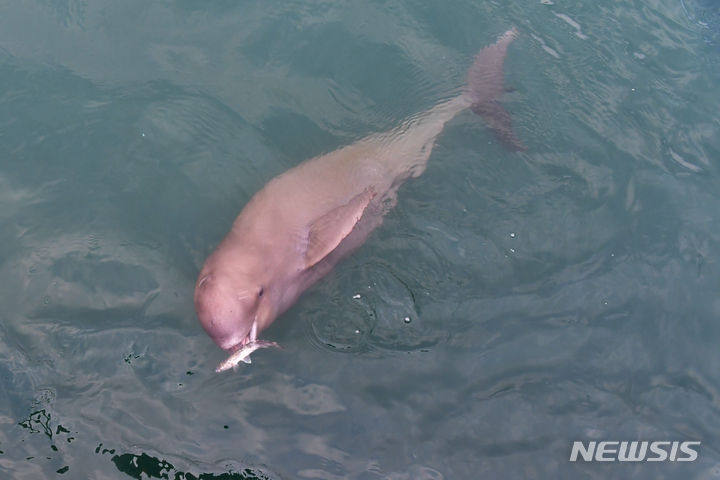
[215,340,281,373]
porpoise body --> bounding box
[195,29,522,362]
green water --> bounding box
[1,0,720,478]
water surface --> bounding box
[1,0,720,478]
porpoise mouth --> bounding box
[225,333,253,353]
[222,320,259,352]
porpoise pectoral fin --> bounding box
[304,188,376,269]
[242,356,252,364]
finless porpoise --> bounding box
[195,28,523,369]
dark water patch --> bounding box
[98,448,277,480]
[8,388,79,477]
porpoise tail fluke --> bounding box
[465,28,525,151]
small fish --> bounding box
[215,340,281,373]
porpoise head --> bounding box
[194,271,270,351]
